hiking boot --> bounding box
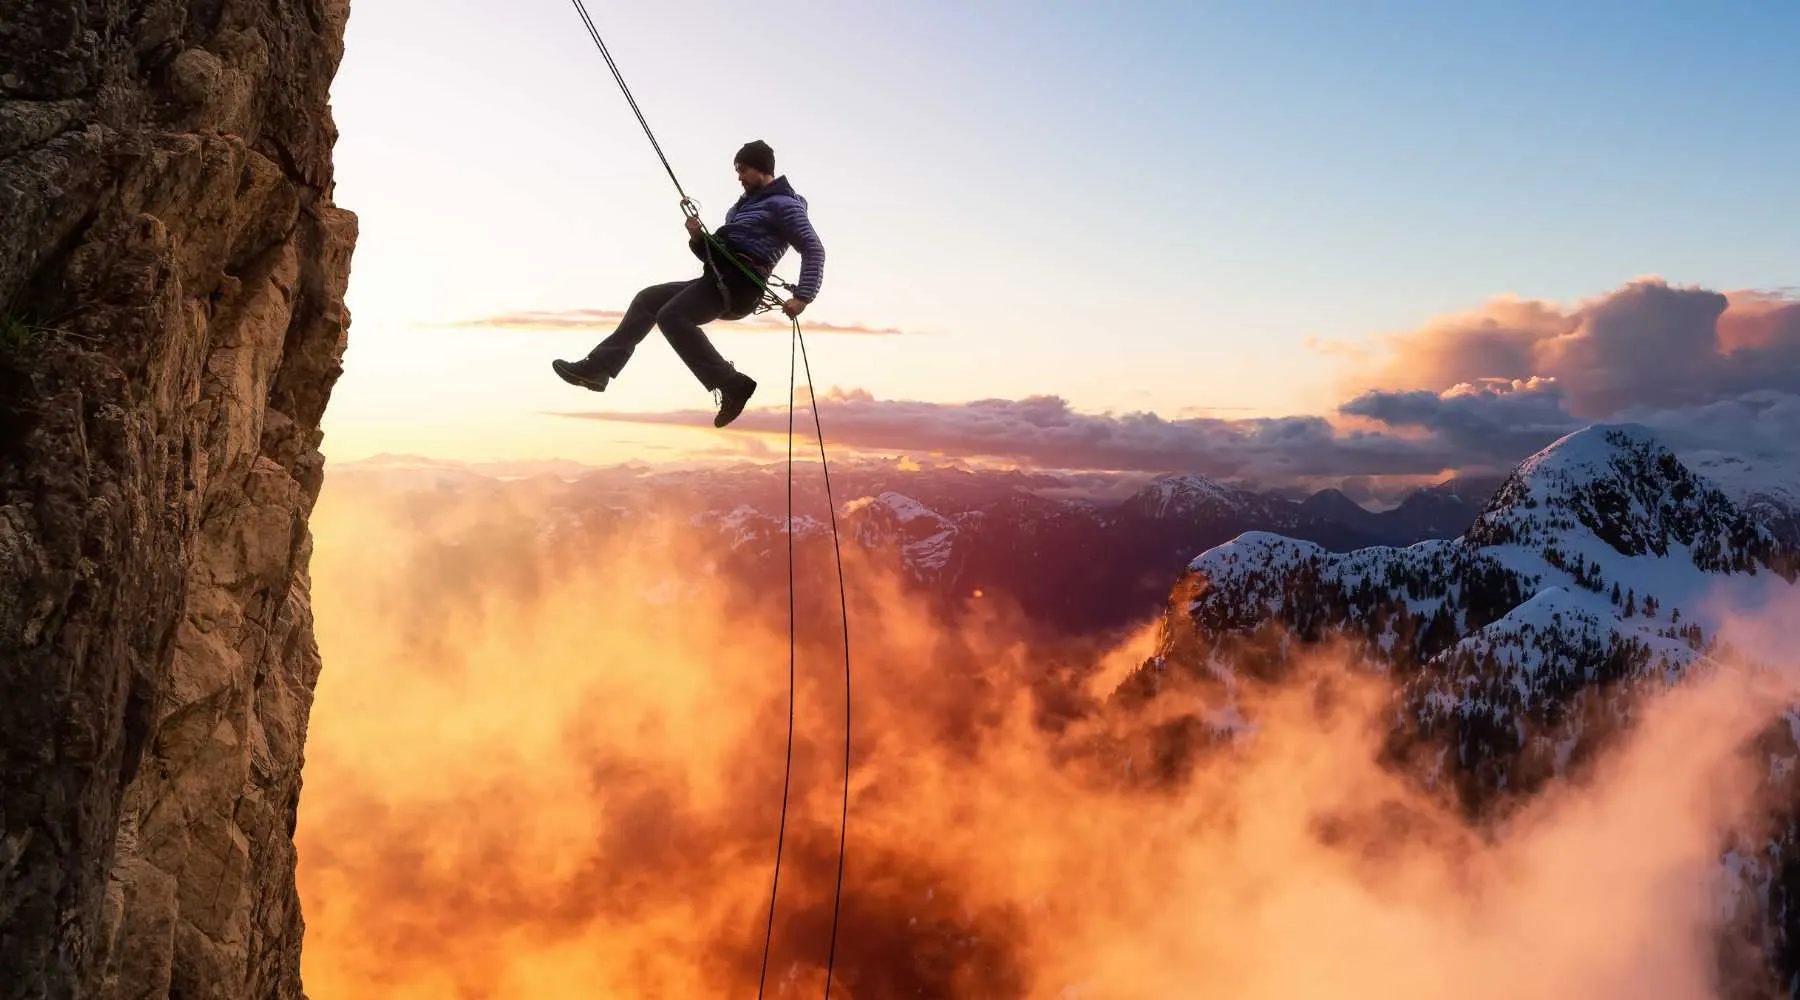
[713,373,757,428]
[552,356,611,392]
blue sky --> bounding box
[320,0,1798,465]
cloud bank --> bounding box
[1336,280,1800,462]
[1348,282,1800,417]
[558,279,1800,484]
[563,390,1471,480]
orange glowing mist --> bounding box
[294,473,1800,999]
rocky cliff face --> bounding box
[0,2,355,998]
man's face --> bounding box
[734,161,769,191]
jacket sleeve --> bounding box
[775,199,826,301]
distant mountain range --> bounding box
[327,454,1507,634]
[330,441,1800,639]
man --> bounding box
[552,139,826,428]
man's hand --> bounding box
[782,297,809,318]
[685,215,702,238]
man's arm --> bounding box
[775,199,825,302]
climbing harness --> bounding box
[566,3,854,997]
[681,198,801,322]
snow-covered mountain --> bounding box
[1148,424,1798,777]
[823,470,1521,631]
[1120,423,1800,990]
[1685,449,1800,548]
[689,504,826,555]
[843,492,966,584]
[1119,473,1271,521]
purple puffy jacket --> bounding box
[707,175,826,301]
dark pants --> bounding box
[584,252,763,390]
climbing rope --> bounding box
[565,4,853,996]
[796,314,854,1000]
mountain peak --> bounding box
[1463,423,1788,575]
[869,491,941,523]
[1505,423,1664,489]
[1299,487,1372,519]
[843,492,961,580]
[1176,422,1799,697]
[1124,473,1255,520]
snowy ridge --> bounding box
[690,504,826,552]
[1684,449,1800,547]
[1182,425,1796,684]
[846,491,940,524]
[1467,424,1787,574]
[1124,473,1261,520]
[1163,423,1800,801]
[1188,531,1509,661]
[345,452,1523,636]
[843,492,965,582]
[1677,450,1800,511]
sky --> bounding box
[319,0,1799,478]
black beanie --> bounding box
[735,139,775,175]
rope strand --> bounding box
[564,4,852,996]
[797,317,854,999]
[567,0,688,200]
[757,297,802,1000]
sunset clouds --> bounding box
[1345,279,1800,418]
[1337,378,1580,462]
[556,279,1800,485]
[563,390,1471,480]
[1339,278,1800,470]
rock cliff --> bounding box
[0,2,356,998]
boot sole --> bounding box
[553,359,609,392]
[714,381,757,428]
